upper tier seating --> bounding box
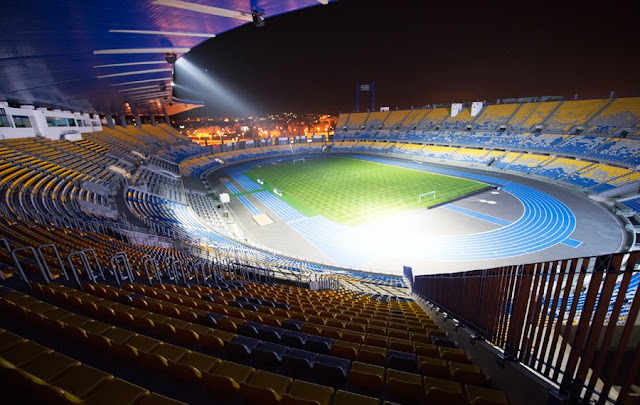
[443,109,475,130]
[474,103,520,130]
[589,97,640,133]
[544,99,610,132]
[505,103,538,129]
[364,112,390,130]
[520,101,561,129]
[345,113,368,130]
[382,110,410,129]
[332,97,640,192]
[417,108,449,129]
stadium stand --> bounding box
[443,109,475,130]
[534,157,593,180]
[544,99,610,132]
[382,110,410,129]
[364,112,390,130]
[474,103,520,131]
[417,108,449,129]
[504,102,538,130]
[333,97,640,193]
[588,97,640,133]
[401,109,430,130]
[345,112,368,130]
[3,96,640,405]
[520,101,561,130]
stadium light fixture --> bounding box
[165,53,178,64]
[252,11,265,27]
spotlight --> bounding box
[165,53,177,64]
[252,10,265,27]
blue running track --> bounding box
[223,154,581,266]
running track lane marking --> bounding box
[444,203,583,248]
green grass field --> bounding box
[245,157,489,226]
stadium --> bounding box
[0,1,639,405]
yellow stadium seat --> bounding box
[282,380,334,405]
[335,390,379,405]
[465,385,509,405]
[424,376,466,405]
[348,361,385,394]
[240,369,293,405]
[386,368,424,403]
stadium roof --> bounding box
[0,0,330,116]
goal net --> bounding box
[418,191,436,203]
[293,158,305,164]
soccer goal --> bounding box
[293,158,305,164]
[418,191,436,203]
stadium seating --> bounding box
[474,103,520,131]
[535,157,592,180]
[444,109,475,130]
[382,110,410,129]
[3,98,640,404]
[544,99,610,132]
[520,101,561,129]
[401,109,431,130]
[0,255,508,405]
[588,97,640,133]
[345,112,369,130]
[505,103,538,129]
[333,97,640,192]
[364,111,390,129]
[418,108,449,129]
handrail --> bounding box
[413,251,640,405]
[0,238,11,281]
[37,243,69,281]
[196,260,208,285]
[141,255,159,285]
[171,259,186,285]
[67,250,94,286]
[110,252,133,288]
[187,261,200,285]
[82,248,105,281]
[10,246,46,286]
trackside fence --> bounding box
[413,252,640,404]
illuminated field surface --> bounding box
[245,156,489,226]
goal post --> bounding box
[293,158,305,164]
[418,191,436,203]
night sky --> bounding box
[174,0,640,117]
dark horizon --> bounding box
[173,0,640,118]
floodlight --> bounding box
[165,53,177,64]
[252,11,265,27]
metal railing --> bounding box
[413,251,640,405]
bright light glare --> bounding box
[175,58,256,116]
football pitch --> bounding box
[245,156,489,226]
